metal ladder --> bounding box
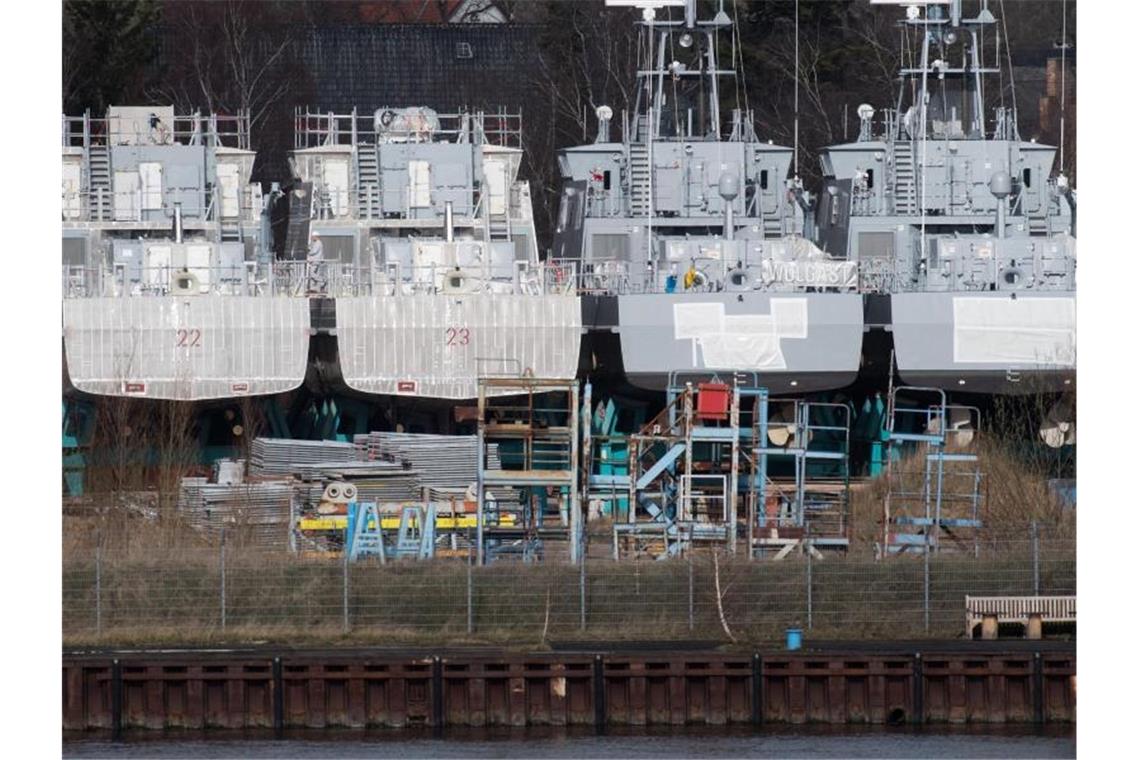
[88,143,112,221]
[893,141,918,214]
[355,145,379,218]
[628,143,651,216]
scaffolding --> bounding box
[616,374,763,559]
[476,377,581,564]
[752,400,852,559]
[881,386,983,555]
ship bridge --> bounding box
[61,106,311,401]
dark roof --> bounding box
[293,24,539,113]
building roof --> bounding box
[292,24,539,113]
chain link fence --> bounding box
[63,525,1074,645]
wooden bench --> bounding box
[966,595,1076,639]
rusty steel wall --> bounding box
[63,649,1076,733]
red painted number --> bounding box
[445,327,470,347]
[176,328,202,348]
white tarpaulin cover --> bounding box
[674,298,808,370]
[63,297,311,400]
[953,296,1076,366]
[336,295,581,399]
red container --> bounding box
[696,383,730,421]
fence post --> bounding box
[688,553,694,632]
[95,532,102,637]
[467,548,474,635]
[1032,521,1040,596]
[805,528,813,631]
[220,528,227,631]
[342,540,350,633]
[579,553,587,632]
[923,540,931,633]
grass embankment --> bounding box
[63,440,1074,648]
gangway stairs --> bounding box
[881,386,983,556]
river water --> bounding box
[64,725,1075,758]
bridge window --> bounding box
[1022,168,1032,188]
[865,169,874,189]
[603,170,611,191]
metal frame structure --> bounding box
[881,386,983,555]
[753,400,853,559]
[475,377,581,564]
[616,373,764,559]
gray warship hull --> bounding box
[616,292,863,394]
[891,291,1075,394]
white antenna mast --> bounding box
[1059,0,1067,176]
[793,0,800,177]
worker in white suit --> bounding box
[306,232,325,294]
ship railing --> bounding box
[61,183,261,225]
[857,258,898,294]
[285,261,578,298]
[61,111,251,150]
[294,107,523,150]
[584,189,624,218]
[62,263,292,299]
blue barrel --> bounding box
[785,628,803,650]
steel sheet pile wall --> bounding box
[335,295,581,399]
[62,649,1076,732]
[177,479,295,548]
[63,297,311,400]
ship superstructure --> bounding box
[815,1,1076,405]
[62,106,310,401]
[552,0,864,394]
[289,106,580,399]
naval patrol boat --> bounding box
[813,0,1076,440]
[552,0,863,395]
[288,106,580,400]
[62,106,309,402]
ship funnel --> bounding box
[719,173,739,241]
[990,172,1011,238]
[173,202,183,244]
